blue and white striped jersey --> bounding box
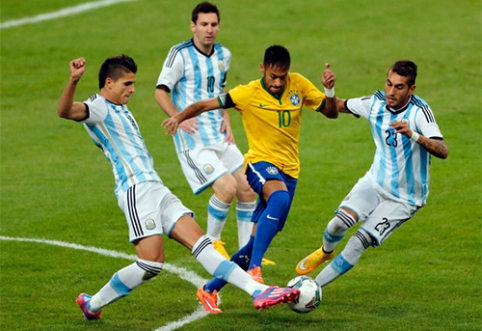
[82,94,162,198]
[346,91,444,206]
[156,39,231,153]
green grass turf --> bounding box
[1,0,480,330]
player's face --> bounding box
[191,12,220,53]
[105,72,136,105]
[385,70,416,109]
[261,64,289,97]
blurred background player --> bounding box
[296,60,449,288]
[155,2,276,265]
[58,55,299,319]
[162,45,338,312]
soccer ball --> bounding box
[286,276,322,314]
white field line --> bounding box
[0,235,210,330]
[0,0,135,30]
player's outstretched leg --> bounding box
[249,190,291,282]
[207,194,232,259]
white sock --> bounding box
[207,194,231,240]
[236,201,256,248]
[192,235,267,296]
[323,209,356,252]
[89,259,163,312]
[316,231,370,287]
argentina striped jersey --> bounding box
[156,39,231,152]
[82,94,161,198]
[346,91,443,206]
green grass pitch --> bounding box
[1,0,480,330]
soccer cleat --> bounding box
[252,286,300,311]
[212,240,230,260]
[261,258,276,266]
[196,285,222,314]
[76,293,102,320]
[247,265,264,284]
[296,246,335,275]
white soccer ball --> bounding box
[286,276,322,314]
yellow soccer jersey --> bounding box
[227,73,326,178]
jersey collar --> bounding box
[260,77,285,102]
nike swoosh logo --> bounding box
[266,214,278,220]
[297,258,309,271]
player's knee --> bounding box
[328,217,350,234]
[237,184,257,201]
[267,190,291,215]
[332,208,358,232]
[213,174,238,201]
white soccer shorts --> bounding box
[117,181,194,242]
[177,141,244,195]
[339,172,419,247]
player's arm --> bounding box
[57,58,88,121]
[155,86,199,134]
[221,108,235,144]
[336,98,352,114]
[155,86,180,118]
[162,96,224,136]
[390,121,449,159]
[416,136,448,159]
[319,63,338,118]
[220,86,235,144]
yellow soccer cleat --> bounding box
[296,247,335,275]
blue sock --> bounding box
[249,190,291,269]
[205,235,255,293]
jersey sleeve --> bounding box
[156,47,184,91]
[414,105,444,139]
[345,95,373,118]
[218,93,236,109]
[298,75,325,111]
[222,47,231,88]
[81,94,107,124]
[225,84,252,111]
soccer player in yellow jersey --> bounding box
[162,45,338,313]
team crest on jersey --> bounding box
[266,166,279,175]
[203,164,215,175]
[219,62,226,71]
[145,218,156,230]
[289,92,301,106]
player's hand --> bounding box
[161,117,180,136]
[390,120,412,137]
[221,120,235,144]
[70,57,86,82]
[179,117,199,134]
[322,63,336,89]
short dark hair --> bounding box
[192,1,220,23]
[98,54,137,89]
[390,60,418,86]
[263,45,290,71]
